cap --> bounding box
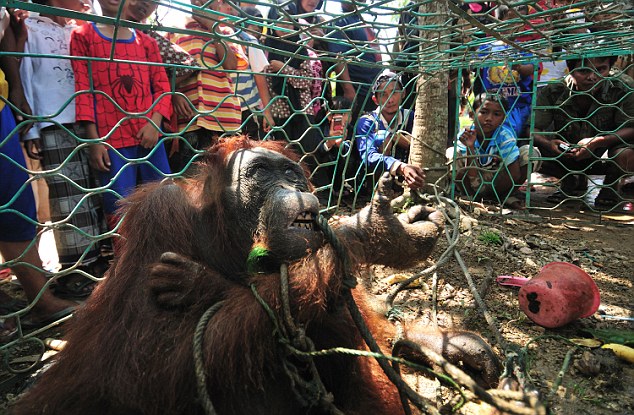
[372,71,403,95]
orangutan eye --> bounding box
[245,163,267,178]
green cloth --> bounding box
[534,73,634,144]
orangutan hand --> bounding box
[148,252,206,310]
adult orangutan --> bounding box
[12,137,500,415]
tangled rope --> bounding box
[192,206,547,414]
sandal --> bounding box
[20,306,76,331]
[0,292,27,315]
[594,188,622,210]
[55,274,97,301]
[546,190,567,204]
[504,194,525,210]
[0,319,17,342]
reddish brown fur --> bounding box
[11,138,411,415]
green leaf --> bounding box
[583,328,634,346]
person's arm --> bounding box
[146,34,172,123]
[333,62,355,101]
[191,16,238,70]
[70,29,97,125]
[254,73,273,130]
[455,127,480,182]
[70,29,110,172]
[492,159,521,194]
[356,115,400,172]
[83,120,111,172]
[137,112,165,149]
[511,63,534,78]
[572,85,634,157]
[572,127,634,160]
[18,37,43,159]
[248,44,273,130]
[0,18,32,132]
[532,85,567,157]
[137,34,172,149]
[492,129,522,191]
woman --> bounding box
[264,2,328,187]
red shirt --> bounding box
[70,23,172,148]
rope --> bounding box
[315,214,440,414]
[250,265,344,414]
[193,300,226,415]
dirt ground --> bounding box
[360,197,634,414]
[1,183,633,414]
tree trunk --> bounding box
[409,0,450,191]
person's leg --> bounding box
[241,109,260,140]
[138,142,171,184]
[98,146,139,230]
[40,125,102,267]
[0,108,75,320]
[169,129,212,176]
[517,145,542,185]
[596,146,634,207]
[0,240,76,320]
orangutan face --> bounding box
[224,148,323,264]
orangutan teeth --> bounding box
[291,211,316,230]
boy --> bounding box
[70,0,172,232]
[355,71,425,190]
[168,0,247,174]
[0,7,76,333]
[20,0,107,298]
[448,93,541,209]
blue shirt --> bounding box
[477,42,533,109]
[455,123,520,168]
[355,108,414,172]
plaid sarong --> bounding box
[40,124,105,266]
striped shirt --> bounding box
[456,123,519,168]
[232,31,265,112]
[170,21,248,134]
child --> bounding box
[124,0,201,139]
[355,71,425,190]
[219,3,272,139]
[168,0,248,175]
[0,7,76,333]
[70,0,172,232]
[19,0,107,298]
[447,93,541,209]
[265,3,327,187]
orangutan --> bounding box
[12,137,499,415]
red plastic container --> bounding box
[518,262,601,328]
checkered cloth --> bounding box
[40,124,104,266]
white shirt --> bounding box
[20,15,77,140]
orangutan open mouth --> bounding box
[290,211,317,230]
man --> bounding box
[326,0,382,118]
[355,71,425,190]
[533,56,634,208]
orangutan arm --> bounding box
[334,174,444,269]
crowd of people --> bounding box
[0,0,632,337]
